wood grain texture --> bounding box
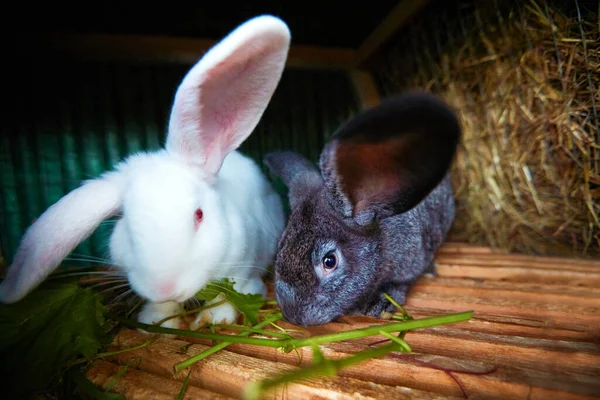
[85,243,600,399]
[85,359,235,399]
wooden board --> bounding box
[20,33,359,70]
[85,243,600,399]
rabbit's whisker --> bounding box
[97,283,131,295]
[69,252,113,263]
[109,289,135,304]
[88,279,130,290]
[80,276,129,284]
[210,258,274,266]
[126,297,145,318]
[49,270,125,280]
[63,257,113,266]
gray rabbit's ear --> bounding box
[319,92,461,223]
[264,151,323,208]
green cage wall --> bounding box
[0,60,360,264]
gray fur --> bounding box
[264,91,461,326]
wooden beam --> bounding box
[356,0,432,66]
[24,33,358,70]
[349,69,381,109]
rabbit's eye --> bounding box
[194,208,204,227]
[322,252,337,270]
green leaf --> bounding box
[0,280,113,397]
[194,278,237,303]
[311,344,326,365]
[195,278,265,325]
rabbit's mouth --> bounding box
[164,288,198,304]
[283,305,340,327]
[129,276,196,304]
[143,293,192,304]
[275,279,341,326]
[174,294,194,303]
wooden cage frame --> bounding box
[4,1,599,399]
[22,0,432,110]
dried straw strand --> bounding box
[379,0,600,257]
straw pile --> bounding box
[388,0,599,257]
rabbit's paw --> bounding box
[137,301,182,339]
[235,275,268,298]
[190,293,239,329]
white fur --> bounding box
[0,14,290,331]
[138,301,182,329]
[109,149,284,328]
[0,174,123,303]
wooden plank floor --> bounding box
[85,243,600,399]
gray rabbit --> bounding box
[264,91,461,326]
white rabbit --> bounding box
[0,15,290,330]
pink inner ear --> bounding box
[198,58,260,173]
[166,20,290,178]
[336,140,405,214]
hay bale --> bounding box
[380,0,599,257]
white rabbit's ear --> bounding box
[0,173,123,303]
[166,15,291,177]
